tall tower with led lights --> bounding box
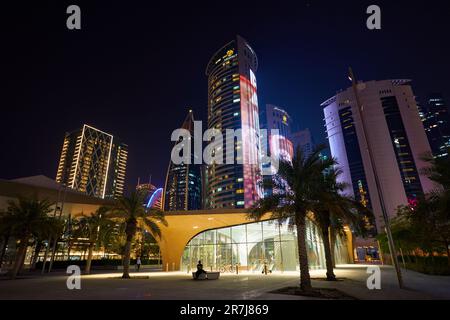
[56,124,128,199]
[205,35,263,209]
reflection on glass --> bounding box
[180,219,349,272]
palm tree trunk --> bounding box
[296,214,312,291]
[30,241,42,270]
[445,240,450,267]
[329,227,336,267]
[85,242,94,274]
[0,234,10,269]
[122,235,133,279]
[321,226,337,281]
[67,240,72,261]
[11,236,29,279]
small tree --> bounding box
[110,190,167,278]
[0,210,11,269]
[3,198,60,279]
[249,145,334,292]
[397,197,450,266]
[77,206,114,274]
[313,168,374,280]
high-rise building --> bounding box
[261,104,294,196]
[419,93,450,158]
[56,124,128,199]
[263,104,293,161]
[290,128,315,157]
[322,79,434,232]
[163,110,202,211]
[137,182,163,210]
[205,35,263,209]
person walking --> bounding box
[136,256,142,272]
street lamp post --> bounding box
[348,67,404,288]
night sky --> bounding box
[2,1,450,192]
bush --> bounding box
[402,255,450,275]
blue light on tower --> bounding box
[146,188,163,209]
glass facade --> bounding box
[163,111,202,211]
[382,96,423,200]
[205,36,263,209]
[338,107,371,209]
[420,93,450,158]
[181,219,350,272]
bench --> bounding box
[192,272,220,280]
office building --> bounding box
[260,104,294,196]
[137,182,163,210]
[163,110,202,211]
[290,128,315,157]
[419,93,450,158]
[322,79,434,232]
[56,124,128,199]
[205,35,263,209]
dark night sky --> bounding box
[1,1,450,191]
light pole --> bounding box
[348,67,404,288]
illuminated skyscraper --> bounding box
[205,35,263,209]
[322,79,434,232]
[419,93,450,158]
[163,110,202,211]
[137,182,163,210]
[263,104,293,161]
[260,104,293,197]
[56,124,128,199]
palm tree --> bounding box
[3,197,59,279]
[77,206,113,274]
[110,190,167,278]
[249,145,334,292]
[313,168,373,281]
[0,210,11,270]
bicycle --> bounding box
[219,264,236,273]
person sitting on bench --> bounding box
[195,260,207,279]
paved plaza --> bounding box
[0,265,449,300]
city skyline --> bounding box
[1,1,450,303]
[2,1,450,192]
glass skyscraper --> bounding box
[420,93,450,158]
[260,104,293,197]
[56,124,128,199]
[205,35,263,209]
[163,110,202,211]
